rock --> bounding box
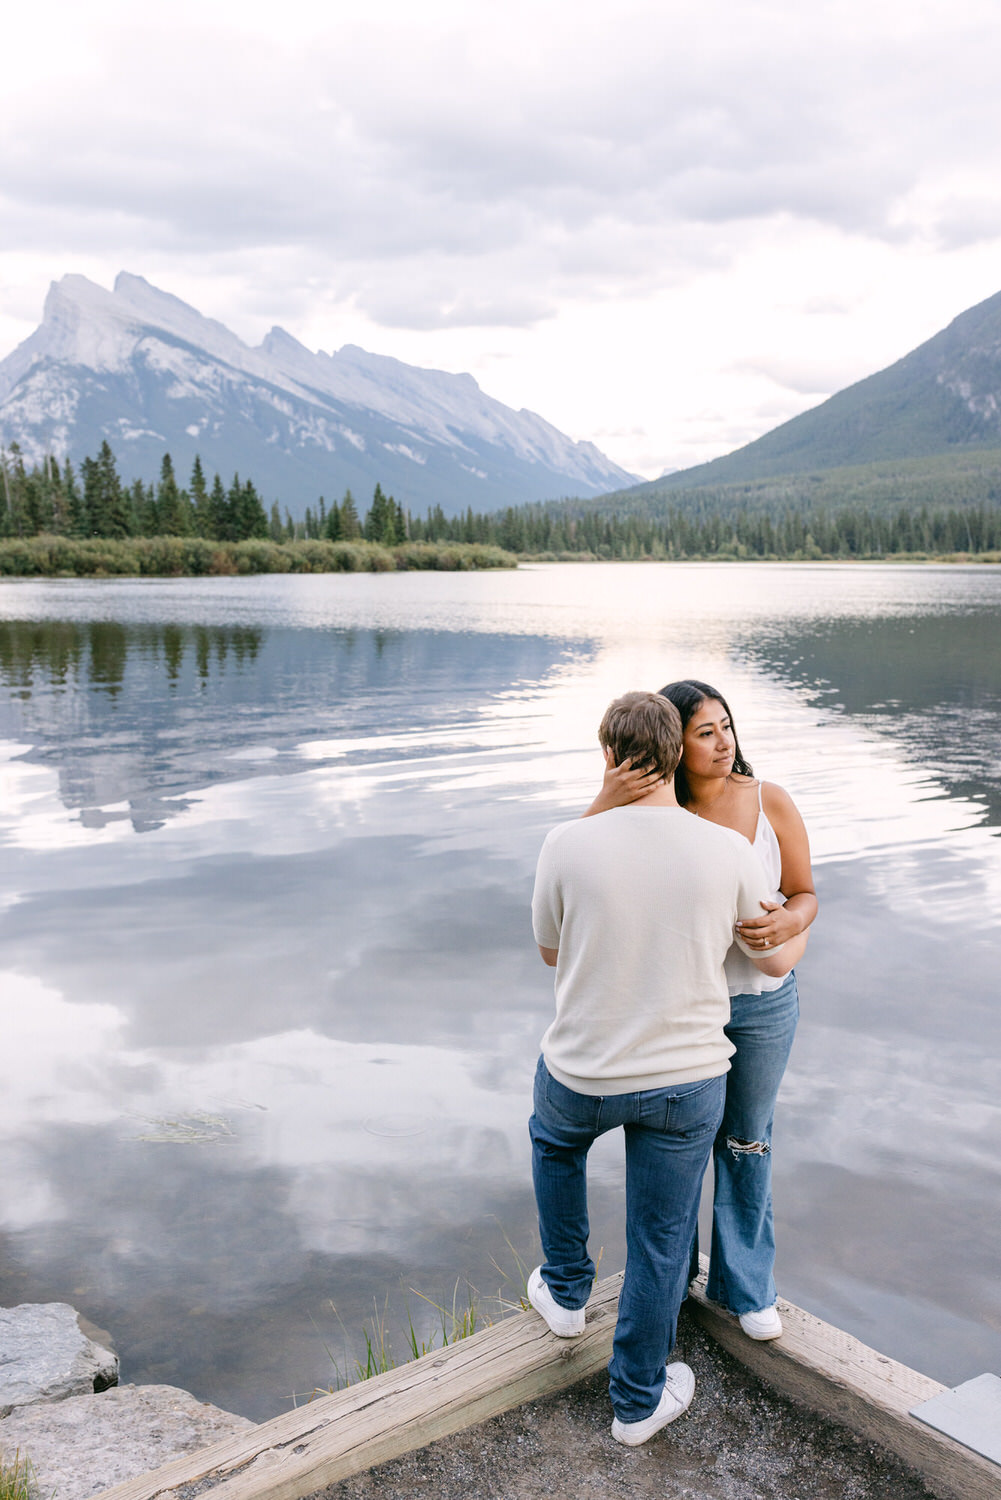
[0,1383,254,1500]
[0,1303,119,1416]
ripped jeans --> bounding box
[705,971,799,1316]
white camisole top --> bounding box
[723,782,788,998]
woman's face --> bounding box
[681,697,735,780]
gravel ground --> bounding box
[314,1305,937,1500]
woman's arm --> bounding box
[581,746,662,817]
[749,927,809,977]
[735,782,817,950]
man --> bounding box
[528,690,789,1446]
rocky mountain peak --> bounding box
[0,273,637,514]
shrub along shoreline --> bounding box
[0,535,517,577]
[1,534,997,578]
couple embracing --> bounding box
[528,681,816,1446]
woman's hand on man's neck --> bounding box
[631,777,680,808]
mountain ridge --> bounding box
[628,287,1001,497]
[0,274,637,515]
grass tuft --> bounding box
[0,1449,35,1500]
[295,1235,539,1402]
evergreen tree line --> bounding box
[0,442,273,543]
[0,440,414,549]
[405,498,1001,558]
[4,439,1000,559]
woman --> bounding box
[585,678,816,1340]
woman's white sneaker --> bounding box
[611,1363,696,1446]
[526,1267,586,1338]
[738,1305,783,1340]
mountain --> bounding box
[0,274,637,516]
[634,287,1001,495]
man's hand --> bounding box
[538,945,559,968]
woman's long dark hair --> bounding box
[659,679,753,808]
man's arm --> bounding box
[532,830,563,968]
[731,839,792,973]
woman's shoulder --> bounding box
[759,780,806,833]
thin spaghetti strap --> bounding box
[757,780,764,811]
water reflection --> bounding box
[0,621,264,697]
[741,610,1001,830]
[0,619,581,832]
[0,566,999,1419]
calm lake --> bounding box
[1,562,999,1421]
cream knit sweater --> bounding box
[532,806,777,1094]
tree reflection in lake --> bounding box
[742,610,1001,830]
[0,619,577,831]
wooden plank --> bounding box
[687,1266,1001,1500]
[91,1268,1000,1500]
[90,1275,623,1500]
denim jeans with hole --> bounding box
[704,970,800,1315]
[529,1056,725,1422]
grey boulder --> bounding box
[0,1382,254,1500]
[0,1303,119,1416]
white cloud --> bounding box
[2,0,1001,475]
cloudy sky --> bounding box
[3,0,1001,478]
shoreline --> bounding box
[4,1269,997,1500]
[0,540,999,579]
[43,1272,995,1500]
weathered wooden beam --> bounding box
[90,1275,623,1500]
[687,1267,1000,1500]
[91,1268,999,1500]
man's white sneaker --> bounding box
[738,1305,783,1340]
[611,1363,696,1446]
[526,1267,586,1338]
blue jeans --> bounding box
[529,1056,725,1422]
[705,971,800,1315]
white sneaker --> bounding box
[738,1305,783,1340]
[527,1267,586,1338]
[611,1363,696,1446]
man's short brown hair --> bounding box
[598,691,683,782]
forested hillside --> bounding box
[4,439,999,565]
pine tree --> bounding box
[129,479,152,536]
[220,474,243,542]
[233,477,268,540]
[81,441,128,537]
[155,453,188,535]
[209,473,228,540]
[189,455,212,537]
[339,488,362,539]
[388,496,407,544]
[364,483,391,542]
[1,444,27,536]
